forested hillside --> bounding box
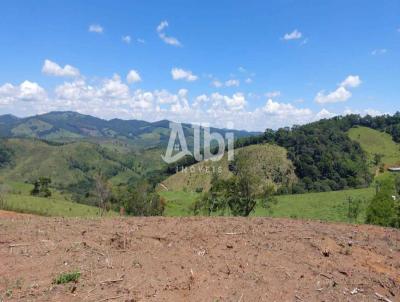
[225,113,400,193]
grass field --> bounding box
[348,126,400,170]
[161,187,375,223]
[1,194,115,217]
[0,181,115,217]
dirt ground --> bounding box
[1,213,399,302]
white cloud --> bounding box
[193,94,210,107]
[340,75,362,88]
[283,29,302,40]
[315,75,361,104]
[157,21,168,32]
[371,48,387,56]
[263,99,311,116]
[0,77,344,130]
[42,59,80,78]
[265,91,281,98]
[101,74,130,100]
[364,108,383,116]
[225,93,246,110]
[315,86,352,104]
[211,80,223,88]
[209,92,247,110]
[225,79,240,87]
[315,108,335,120]
[122,35,131,44]
[126,70,142,83]
[344,108,383,117]
[137,38,145,44]
[245,78,252,84]
[0,81,46,105]
[89,24,103,33]
[171,68,198,82]
[156,20,182,47]
[1,65,372,131]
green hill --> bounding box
[0,111,258,148]
[348,126,400,170]
[0,138,142,195]
[0,181,115,217]
[160,144,297,192]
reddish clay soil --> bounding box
[1,215,399,302]
[0,210,32,219]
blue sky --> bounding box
[0,0,399,130]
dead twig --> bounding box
[100,277,124,285]
[224,232,246,235]
[375,292,393,302]
[9,243,30,248]
[320,273,333,279]
[97,295,124,302]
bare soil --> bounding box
[1,214,399,301]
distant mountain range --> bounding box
[0,111,259,148]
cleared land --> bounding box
[0,214,399,301]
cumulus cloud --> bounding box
[126,70,142,83]
[122,35,131,44]
[343,108,383,117]
[263,99,312,116]
[265,91,281,98]
[0,81,46,104]
[225,79,240,87]
[0,77,348,130]
[171,68,198,82]
[340,75,362,88]
[209,92,247,111]
[315,108,335,120]
[89,24,103,33]
[283,29,302,40]
[2,69,373,131]
[42,60,80,78]
[156,20,182,47]
[315,87,351,104]
[315,75,361,104]
[211,80,223,88]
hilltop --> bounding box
[160,144,297,192]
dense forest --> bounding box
[0,142,13,168]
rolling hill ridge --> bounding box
[0,111,258,148]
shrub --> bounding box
[30,177,52,198]
[346,196,363,223]
[118,181,165,216]
[366,178,397,227]
[53,271,81,284]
